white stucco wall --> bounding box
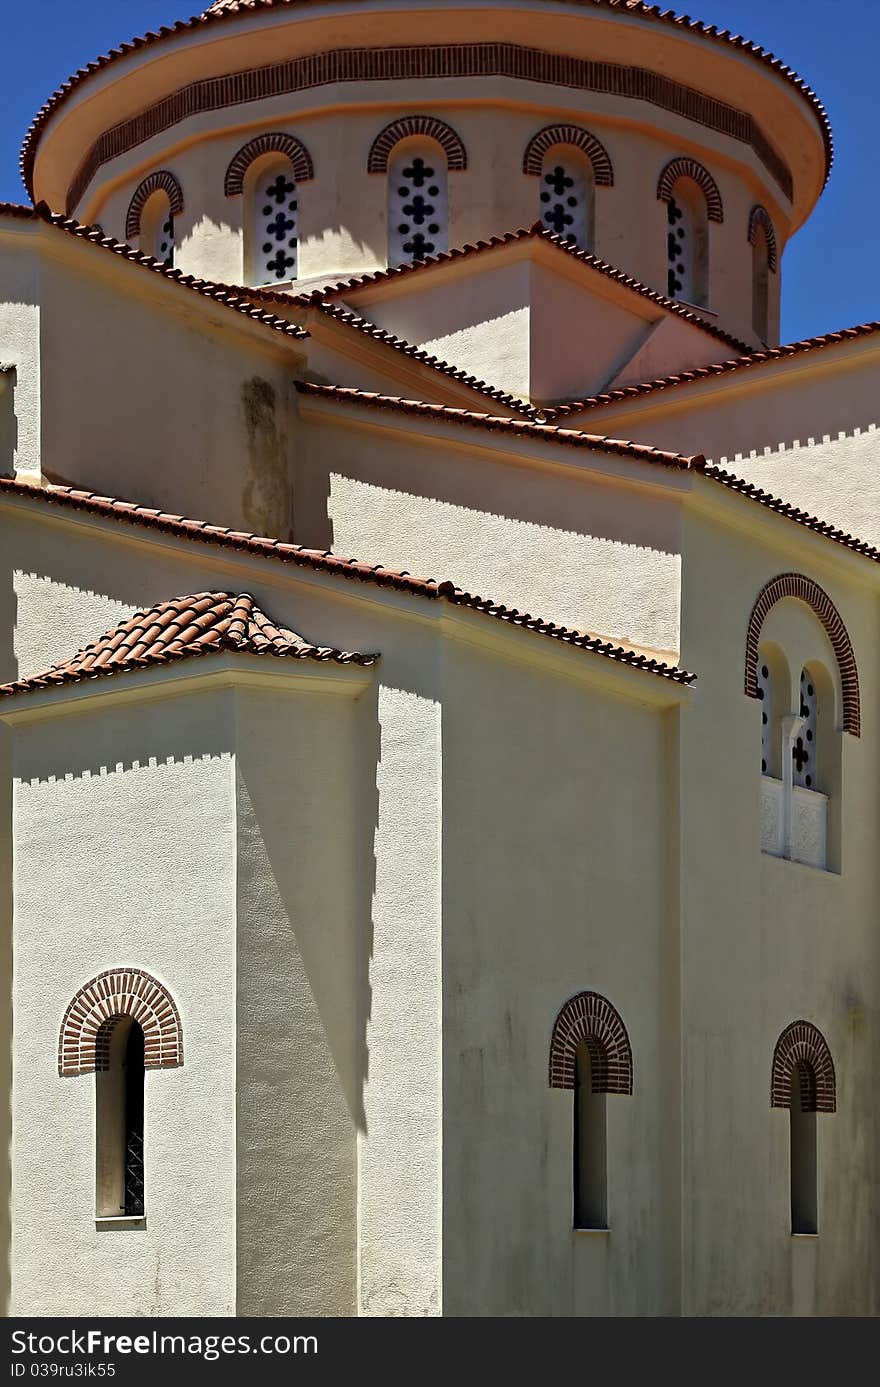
[9,689,238,1316]
[440,640,677,1315]
[0,236,41,478]
[676,503,880,1315]
[234,684,360,1315]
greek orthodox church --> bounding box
[1,0,878,1318]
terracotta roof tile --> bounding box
[0,590,376,699]
[543,320,880,417]
[20,3,832,199]
[298,224,752,355]
[0,203,309,345]
[295,381,704,467]
[0,478,694,686]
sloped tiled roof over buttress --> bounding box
[0,591,376,699]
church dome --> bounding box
[22,0,831,346]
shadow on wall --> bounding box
[234,682,379,1315]
[291,425,683,560]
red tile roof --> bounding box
[0,590,376,700]
[0,202,309,345]
[295,381,704,466]
[0,478,694,686]
[297,224,753,355]
[542,320,880,417]
[19,2,832,200]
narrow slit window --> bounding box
[96,1017,145,1217]
[790,1064,818,1235]
[573,1041,608,1229]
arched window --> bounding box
[573,1041,607,1228]
[749,206,777,342]
[225,133,314,287]
[665,178,708,306]
[657,158,722,308]
[59,968,182,1216]
[793,667,818,791]
[95,1017,145,1217]
[771,1020,836,1236]
[140,192,176,267]
[126,172,184,267]
[387,140,448,268]
[249,156,299,285]
[539,149,594,250]
[789,1065,817,1234]
[549,991,632,1230]
[752,224,771,342]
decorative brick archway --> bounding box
[224,132,314,194]
[367,116,467,173]
[748,204,778,272]
[657,156,724,222]
[744,572,860,735]
[125,171,184,240]
[58,968,183,1077]
[771,1020,836,1113]
[548,991,633,1093]
[522,123,614,185]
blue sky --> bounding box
[1,1,876,343]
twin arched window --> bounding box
[749,574,858,873]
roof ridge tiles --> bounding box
[294,380,704,466]
[543,320,880,415]
[0,477,695,687]
[0,588,377,700]
[19,2,832,201]
[215,279,536,414]
[295,223,752,354]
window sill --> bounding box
[95,1215,146,1228]
[573,1227,610,1235]
[790,1232,818,1239]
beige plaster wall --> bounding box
[234,684,361,1315]
[0,237,41,478]
[440,640,677,1315]
[568,352,880,546]
[676,500,880,1315]
[0,498,449,1317]
[9,689,238,1316]
[293,409,685,657]
[347,260,533,402]
[35,250,299,535]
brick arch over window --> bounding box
[771,1020,836,1113]
[58,968,183,1077]
[657,157,723,223]
[522,123,614,185]
[745,573,860,736]
[548,991,633,1094]
[367,116,467,173]
[748,204,778,272]
[125,170,184,240]
[224,132,314,195]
